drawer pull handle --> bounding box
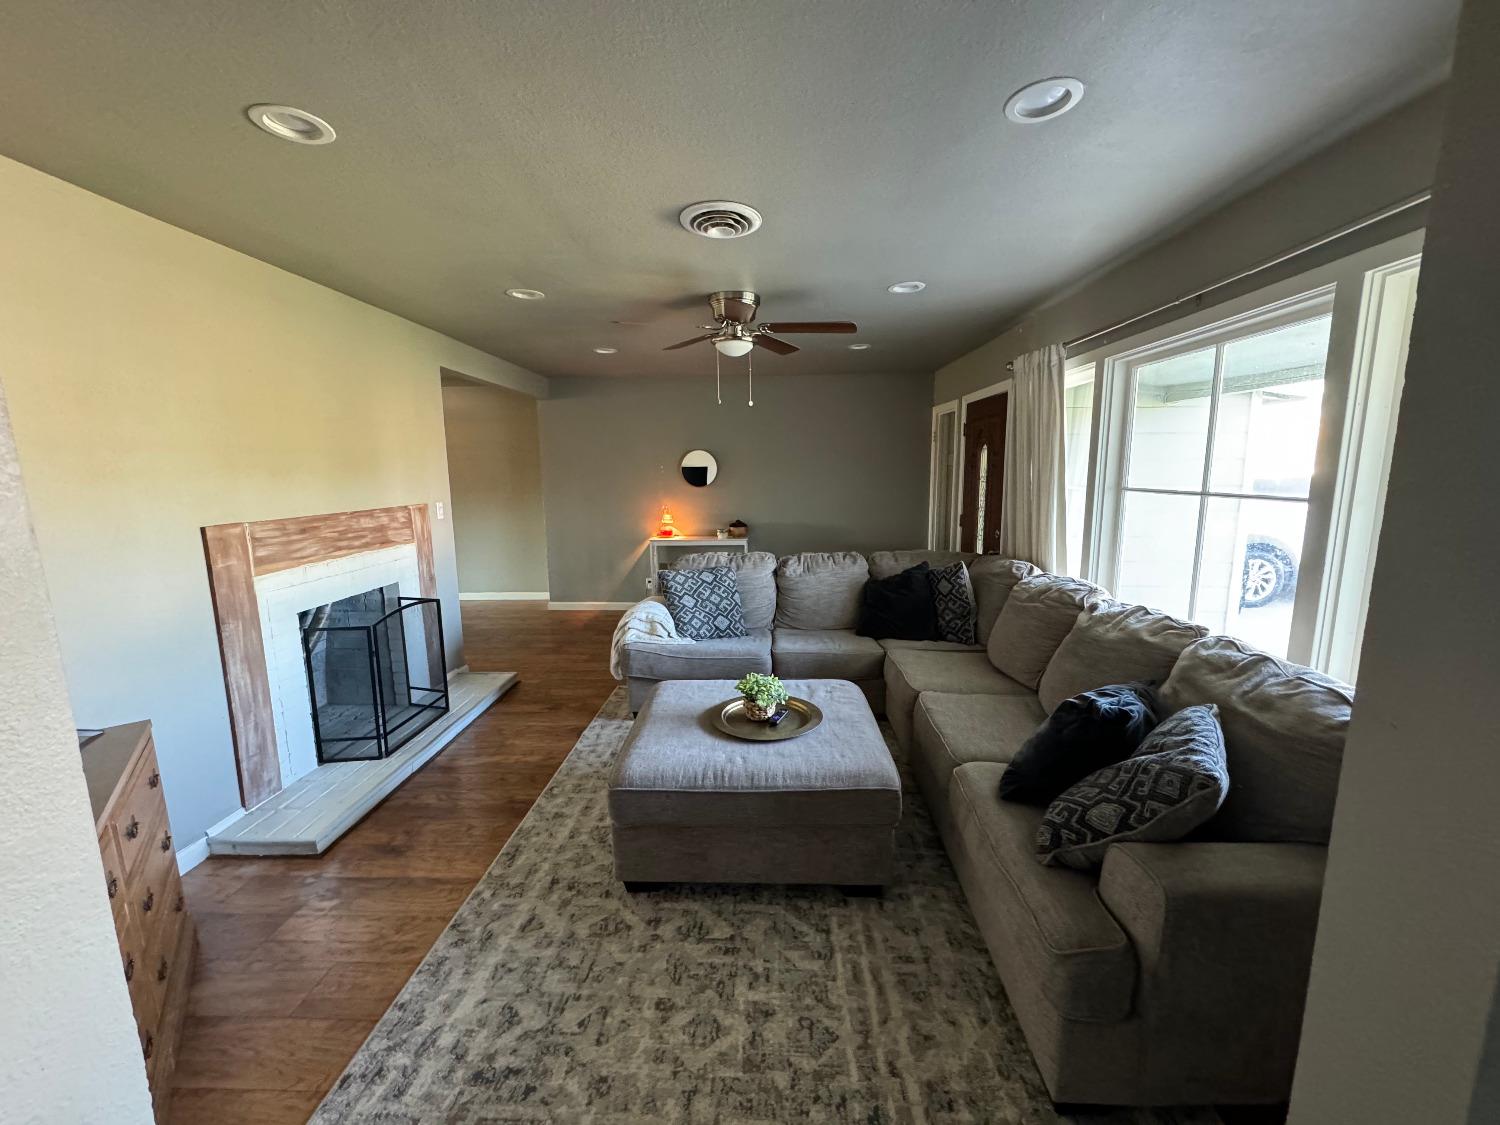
[124,955,135,982]
[141,889,155,913]
[174,893,185,914]
[147,770,160,789]
[157,957,170,982]
[124,816,140,840]
[142,1034,154,1061]
[160,830,173,853]
[107,873,118,899]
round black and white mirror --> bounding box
[680,449,718,487]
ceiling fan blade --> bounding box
[752,333,799,355]
[757,321,857,334]
[662,333,715,351]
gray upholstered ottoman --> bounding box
[608,679,902,890]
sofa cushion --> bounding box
[1038,704,1230,870]
[855,562,939,641]
[987,575,1105,689]
[771,628,886,682]
[774,552,869,630]
[1160,636,1353,844]
[621,629,771,681]
[927,560,979,645]
[672,550,778,631]
[657,566,746,640]
[882,647,1031,751]
[1000,683,1160,805]
[913,691,1046,812]
[948,763,1137,1022]
[877,637,984,653]
[867,549,978,580]
[1038,601,1207,714]
[969,556,1040,644]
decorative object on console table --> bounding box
[80,720,196,1124]
[645,534,752,593]
[727,519,748,539]
[656,505,680,538]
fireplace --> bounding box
[300,584,449,762]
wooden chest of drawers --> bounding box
[82,720,197,1123]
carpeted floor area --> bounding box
[311,688,1220,1125]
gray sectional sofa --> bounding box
[617,548,1353,1107]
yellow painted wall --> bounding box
[0,155,546,845]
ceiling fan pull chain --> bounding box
[747,348,754,407]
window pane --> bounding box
[1209,316,1331,498]
[1194,496,1309,657]
[973,443,989,550]
[1063,375,1094,577]
[1126,346,1216,491]
[1114,491,1199,619]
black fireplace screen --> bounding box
[300,585,450,763]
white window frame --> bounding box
[1074,230,1425,668]
[927,399,960,549]
[1061,361,1101,578]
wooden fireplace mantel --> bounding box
[202,504,440,809]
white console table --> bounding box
[647,536,752,592]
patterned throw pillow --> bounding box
[1036,704,1229,870]
[657,567,747,640]
[927,560,978,645]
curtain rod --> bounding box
[1003,189,1431,372]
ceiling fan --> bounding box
[663,291,856,357]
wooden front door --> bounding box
[959,392,1008,553]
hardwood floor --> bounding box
[167,601,618,1125]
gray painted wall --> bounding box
[538,372,933,603]
[442,382,549,593]
[1287,4,1499,1119]
[934,89,1447,403]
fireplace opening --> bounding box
[299,584,449,763]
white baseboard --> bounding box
[548,601,634,611]
[459,591,550,601]
[177,807,248,873]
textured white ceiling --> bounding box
[0,0,1457,378]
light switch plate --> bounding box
[435,501,445,519]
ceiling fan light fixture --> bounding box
[714,337,755,358]
[887,281,926,294]
[246,104,336,145]
[1004,77,1086,124]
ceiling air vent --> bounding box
[679,201,763,240]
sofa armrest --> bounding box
[1098,842,1326,1100]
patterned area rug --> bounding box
[312,689,1219,1125]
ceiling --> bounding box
[0,0,1457,379]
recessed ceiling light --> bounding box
[848,343,871,350]
[1004,77,1085,124]
[593,346,618,354]
[888,281,926,294]
[246,104,336,145]
[505,288,546,300]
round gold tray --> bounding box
[711,696,824,741]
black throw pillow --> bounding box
[999,682,1159,805]
[856,562,940,641]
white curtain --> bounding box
[999,343,1067,572]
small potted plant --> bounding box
[735,672,789,722]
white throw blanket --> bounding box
[610,596,692,680]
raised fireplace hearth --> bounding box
[301,584,449,762]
